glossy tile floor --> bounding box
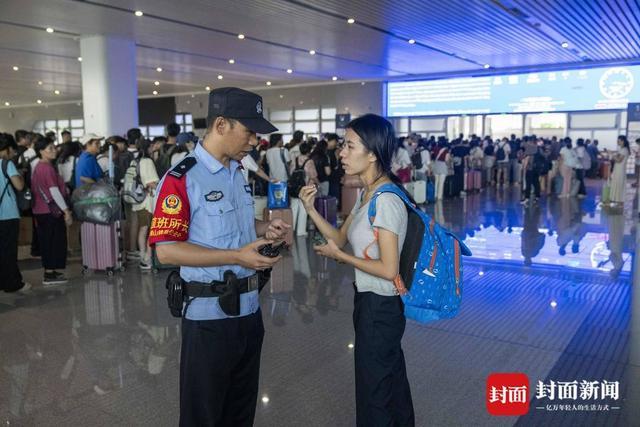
[1,180,637,426]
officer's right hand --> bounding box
[236,239,282,270]
[299,184,317,211]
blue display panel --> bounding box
[387,65,640,117]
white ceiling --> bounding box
[0,0,639,108]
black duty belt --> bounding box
[184,274,260,298]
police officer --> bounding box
[149,87,290,426]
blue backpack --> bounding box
[367,184,472,324]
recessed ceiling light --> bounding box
[54,90,60,95]
[332,76,338,81]
[154,81,160,86]
[46,27,54,33]
[77,57,82,62]
[286,69,293,74]
[361,81,365,85]
[347,18,355,24]
[561,41,569,48]
[408,39,416,44]
[4,102,10,106]
[228,59,235,64]
[483,64,490,69]
[205,86,211,91]
[217,75,223,80]
[36,99,42,104]
[309,50,316,55]
[134,10,144,17]
[38,81,43,85]
[152,90,158,95]
[156,67,163,72]
[266,81,272,86]
[261,396,269,404]
[348,343,354,349]
[279,94,284,98]
[12,66,19,71]
[238,34,245,39]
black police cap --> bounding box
[207,87,278,134]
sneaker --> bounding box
[43,272,68,285]
[127,251,141,260]
[18,282,32,293]
[139,260,152,270]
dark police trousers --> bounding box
[353,288,415,427]
[180,309,264,427]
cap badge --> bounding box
[256,101,263,114]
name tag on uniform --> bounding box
[204,190,224,202]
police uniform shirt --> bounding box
[149,142,259,320]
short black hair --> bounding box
[325,133,338,142]
[34,134,53,158]
[299,142,311,155]
[0,133,17,152]
[166,122,181,137]
[126,128,142,145]
[269,133,283,148]
[14,129,29,142]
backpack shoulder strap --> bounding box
[367,183,413,226]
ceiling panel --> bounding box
[0,0,638,108]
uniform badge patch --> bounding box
[244,185,252,194]
[204,190,224,202]
[162,194,182,215]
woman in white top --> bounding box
[299,114,414,426]
[432,141,451,200]
[559,139,577,198]
[133,138,160,269]
[609,135,630,207]
[286,130,304,169]
[56,141,81,191]
[391,139,412,183]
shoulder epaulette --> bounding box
[168,156,197,179]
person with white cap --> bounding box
[75,133,104,188]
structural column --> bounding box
[80,35,138,136]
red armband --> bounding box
[149,175,190,246]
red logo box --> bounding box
[486,373,530,416]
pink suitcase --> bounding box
[81,221,124,276]
[263,208,294,246]
[472,170,482,191]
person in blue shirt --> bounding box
[75,133,104,188]
[150,87,290,427]
[0,133,30,293]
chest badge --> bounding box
[244,184,252,194]
[204,190,224,202]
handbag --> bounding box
[38,185,64,218]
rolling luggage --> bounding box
[314,196,338,227]
[403,181,426,204]
[600,161,611,179]
[81,221,124,276]
[263,208,294,246]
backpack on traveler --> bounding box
[288,156,311,198]
[122,159,146,204]
[155,145,177,178]
[2,158,31,212]
[366,183,472,324]
[496,143,506,161]
[411,147,424,170]
[115,150,134,188]
[530,149,548,175]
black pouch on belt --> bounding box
[218,270,240,316]
[258,268,271,292]
[166,270,185,318]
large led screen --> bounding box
[387,65,640,117]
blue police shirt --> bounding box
[149,143,259,320]
[75,151,103,188]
